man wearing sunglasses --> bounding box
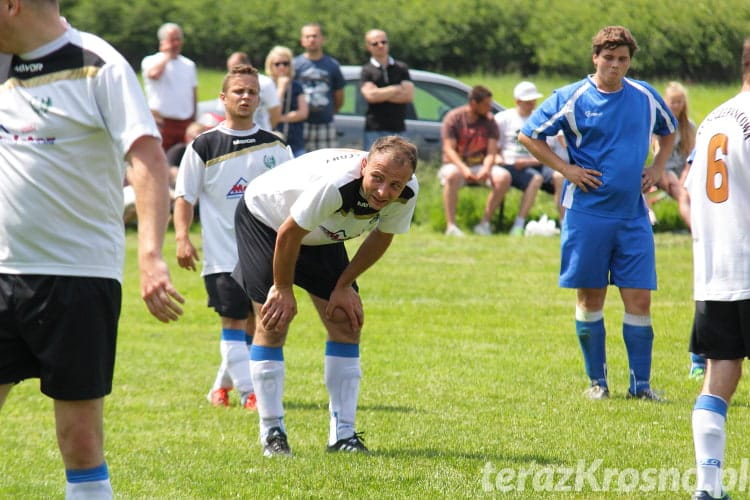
[360,29,414,150]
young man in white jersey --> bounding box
[174,64,293,410]
[0,1,184,498]
[687,38,750,500]
[519,26,676,401]
[232,136,418,456]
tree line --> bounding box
[60,0,750,81]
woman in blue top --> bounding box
[266,46,309,157]
[519,26,677,402]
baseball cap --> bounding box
[513,81,543,101]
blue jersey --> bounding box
[522,76,676,219]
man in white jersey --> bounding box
[232,136,418,456]
[687,38,750,500]
[141,22,198,151]
[0,1,184,498]
[174,64,292,411]
[227,52,281,131]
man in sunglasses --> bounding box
[360,29,414,150]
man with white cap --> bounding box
[495,81,565,234]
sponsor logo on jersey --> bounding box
[356,200,370,208]
[585,111,603,118]
[30,96,52,117]
[13,62,43,73]
[263,154,277,169]
[320,226,349,241]
[226,177,248,199]
[233,138,256,146]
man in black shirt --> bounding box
[359,29,414,149]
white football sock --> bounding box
[693,404,727,497]
[219,339,252,394]
[65,479,112,500]
[325,355,361,445]
[251,359,285,439]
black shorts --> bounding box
[204,272,251,319]
[232,201,357,304]
[690,300,750,360]
[0,275,121,400]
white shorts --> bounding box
[437,163,505,187]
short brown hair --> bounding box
[742,37,750,79]
[222,63,259,92]
[368,136,418,172]
[591,26,639,57]
[468,85,493,103]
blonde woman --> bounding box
[265,46,308,157]
[650,81,696,226]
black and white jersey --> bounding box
[243,149,418,246]
[175,123,293,275]
[0,28,159,281]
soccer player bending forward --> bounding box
[232,136,419,456]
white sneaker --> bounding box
[445,224,465,237]
[472,221,492,235]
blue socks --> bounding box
[575,309,607,387]
[622,313,654,394]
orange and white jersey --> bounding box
[686,91,750,301]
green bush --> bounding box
[61,0,750,82]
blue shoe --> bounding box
[689,365,706,380]
[693,490,730,499]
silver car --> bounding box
[335,65,504,160]
[198,65,503,161]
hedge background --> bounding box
[60,0,750,81]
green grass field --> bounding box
[3,221,750,498]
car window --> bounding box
[339,80,367,116]
[412,81,469,122]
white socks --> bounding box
[325,355,361,445]
[250,359,285,439]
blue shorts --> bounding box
[501,164,541,190]
[559,210,656,289]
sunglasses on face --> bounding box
[369,40,388,47]
[273,61,290,67]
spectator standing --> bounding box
[519,26,676,401]
[0,2,184,498]
[439,86,511,236]
[495,81,565,234]
[174,64,293,411]
[265,45,309,157]
[232,137,418,456]
[360,29,414,150]
[687,37,750,500]
[294,22,345,151]
[141,22,198,151]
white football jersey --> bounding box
[243,149,418,246]
[685,91,750,300]
[0,28,159,281]
[175,123,292,276]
